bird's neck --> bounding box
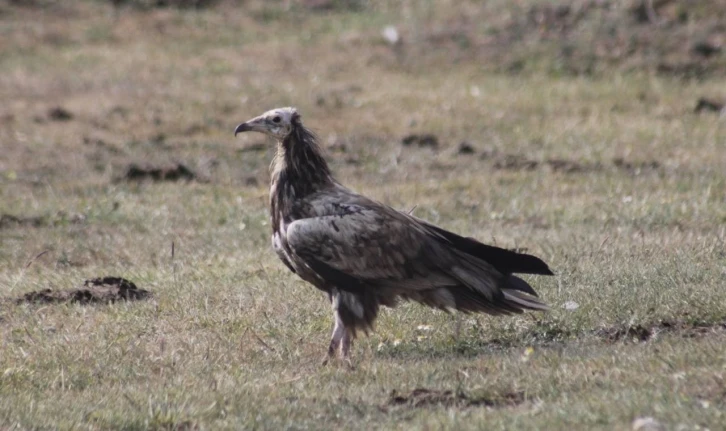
[270,125,334,232]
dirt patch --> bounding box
[386,388,525,410]
[300,0,364,12]
[493,154,539,171]
[546,158,600,174]
[695,97,725,113]
[597,324,654,342]
[0,212,86,230]
[47,106,73,121]
[402,134,439,149]
[0,214,46,229]
[612,157,661,175]
[488,153,662,175]
[491,154,601,174]
[456,141,476,155]
[105,0,221,9]
[243,176,260,186]
[119,163,198,182]
[513,318,726,347]
[692,41,722,58]
[596,320,726,343]
[15,277,151,305]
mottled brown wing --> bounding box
[286,201,549,316]
[285,205,463,293]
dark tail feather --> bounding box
[506,274,539,297]
[443,284,548,315]
[502,274,549,311]
[426,224,554,275]
[443,286,518,315]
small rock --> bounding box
[632,417,665,431]
[382,26,400,45]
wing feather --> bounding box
[285,194,548,314]
[286,207,446,286]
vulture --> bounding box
[234,107,553,364]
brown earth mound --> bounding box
[16,276,151,305]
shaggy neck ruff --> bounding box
[270,122,334,232]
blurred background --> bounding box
[1,0,724,192]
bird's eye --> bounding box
[272,116,281,123]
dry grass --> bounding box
[1,1,726,429]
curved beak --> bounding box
[234,122,251,136]
[234,114,269,136]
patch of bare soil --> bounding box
[490,154,603,174]
[402,134,439,149]
[385,388,525,410]
[695,97,725,113]
[15,277,151,305]
[456,141,476,155]
[47,106,73,122]
[487,152,661,176]
[546,158,599,174]
[0,214,46,229]
[480,318,726,351]
[104,0,222,9]
[493,154,540,171]
[611,157,661,175]
[299,0,363,12]
[596,320,726,343]
[0,212,86,230]
[118,162,198,182]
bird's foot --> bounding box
[320,340,354,369]
[320,354,355,369]
[342,356,355,370]
[321,337,339,366]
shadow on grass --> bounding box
[375,318,726,360]
[383,387,525,411]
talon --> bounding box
[343,358,355,370]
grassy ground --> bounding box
[1,1,726,429]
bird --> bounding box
[234,107,553,364]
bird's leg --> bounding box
[322,310,345,366]
[339,328,354,369]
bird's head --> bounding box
[234,107,299,140]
